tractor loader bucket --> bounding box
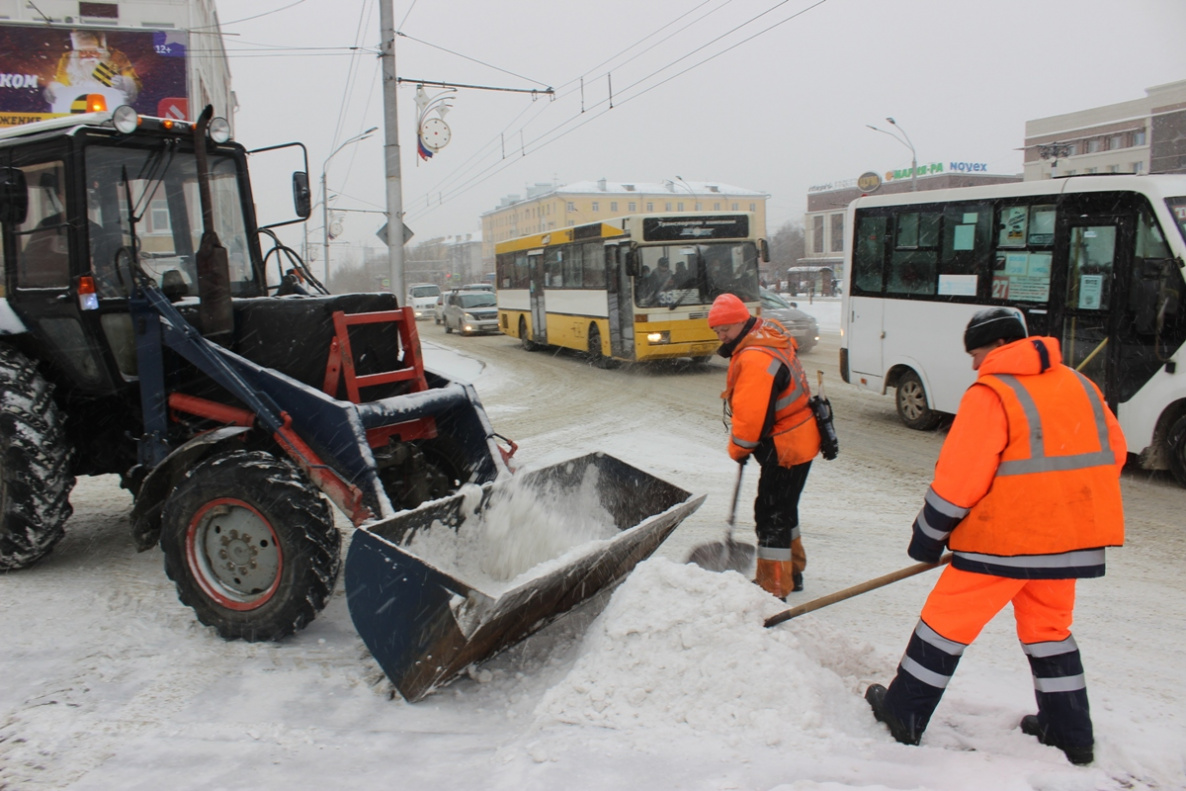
[345,452,705,702]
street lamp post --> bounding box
[673,176,700,210]
[321,126,378,283]
[867,117,918,191]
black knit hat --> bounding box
[964,308,1027,353]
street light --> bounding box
[1038,142,1073,179]
[322,126,378,282]
[674,176,698,206]
[867,117,918,191]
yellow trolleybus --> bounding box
[495,213,764,365]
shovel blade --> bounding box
[687,537,755,574]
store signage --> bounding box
[857,171,882,192]
[809,159,995,192]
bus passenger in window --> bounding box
[650,257,674,292]
[708,293,821,599]
[864,308,1126,766]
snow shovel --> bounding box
[686,463,756,573]
[764,553,952,628]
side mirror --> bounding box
[0,168,29,225]
[624,249,639,277]
[292,172,311,219]
[758,238,770,264]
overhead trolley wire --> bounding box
[407,0,734,216]
[406,0,833,225]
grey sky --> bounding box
[219,0,1186,259]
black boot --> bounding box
[865,684,920,746]
[792,571,804,592]
[1021,715,1093,766]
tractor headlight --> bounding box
[112,105,140,134]
[209,116,232,143]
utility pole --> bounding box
[379,0,405,299]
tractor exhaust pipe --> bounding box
[192,105,234,344]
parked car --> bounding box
[758,288,819,353]
[462,283,494,293]
[443,289,499,336]
[406,283,442,320]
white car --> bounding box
[406,283,441,320]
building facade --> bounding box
[0,0,233,129]
[403,234,484,288]
[480,178,768,264]
[1023,80,1186,179]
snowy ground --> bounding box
[1,298,1183,790]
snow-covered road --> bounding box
[2,301,1183,790]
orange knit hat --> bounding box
[708,293,751,328]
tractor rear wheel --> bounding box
[0,346,75,570]
[160,450,340,641]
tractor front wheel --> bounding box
[160,450,340,641]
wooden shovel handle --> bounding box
[764,553,952,628]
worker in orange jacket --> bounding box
[865,308,1126,766]
[708,293,820,598]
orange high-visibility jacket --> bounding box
[908,337,1126,579]
[722,318,820,467]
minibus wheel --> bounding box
[895,370,942,431]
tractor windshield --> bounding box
[84,144,256,299]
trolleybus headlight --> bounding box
[112,105,140,134]
[646,331,670,345]
[209,117,232,143]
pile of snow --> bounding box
[538,557,881,746]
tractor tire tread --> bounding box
[0,346,75,571]
[160,450,340,642]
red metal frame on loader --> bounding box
[163,303,442,526]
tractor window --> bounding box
[14,161,71,289]
[85,145,256,299]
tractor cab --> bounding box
[0,106,306,396]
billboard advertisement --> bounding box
[0,25,188,128]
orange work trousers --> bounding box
[920,565,1077,645]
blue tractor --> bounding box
[0,105,702,698]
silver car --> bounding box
[443,289,499,336]
[759,288,819,353]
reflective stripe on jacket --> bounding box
[908,337,1125,579]
[722,318,820,466]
